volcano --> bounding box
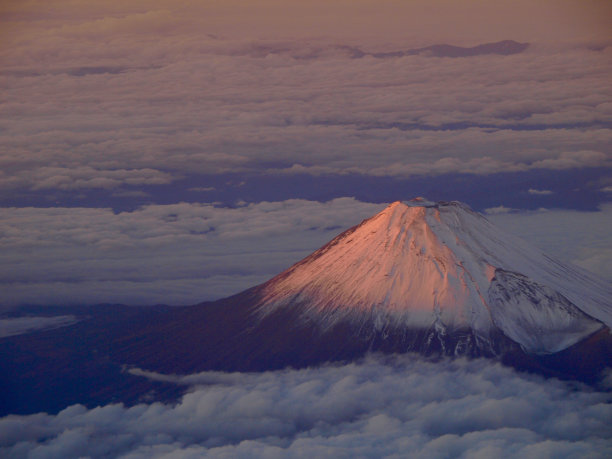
[95,198,612,375]
[1,199,611,415]
[252,199,609,354]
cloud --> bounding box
[529,151,610,171]
[111,189,150,198]
[0,2,611,193]
[528,188,554,195]
[0,315,77,338]
[0,198,384,306]
[484,205,517,215]
[51,168,169,190]
[488,203,612,281]
[1,356,610,458]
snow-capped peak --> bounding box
[255,200,611,354]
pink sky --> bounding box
[1,0,611,45]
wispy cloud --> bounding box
[528,188,554,195]
[485,205,518,215]
[0,315,78,338]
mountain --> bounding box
[247,199,610,355]
[245,40,529,60]
[371,40,529,58]
[1,199,611,415]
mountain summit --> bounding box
[2,199,612,415]
[254,199,610,355]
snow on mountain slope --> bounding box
[255,199,611,354]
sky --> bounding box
[1,1,612,456]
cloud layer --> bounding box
[0,199,384,307]
[1,356,610,458]
[1,1,610,197]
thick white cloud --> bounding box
[1,356,610,458]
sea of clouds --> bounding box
[1,355,610,458]
[1,2,611,194]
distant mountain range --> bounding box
[245,40,529,59]
[370,40,529,58]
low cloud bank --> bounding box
[1,356,610,458]
[0,315,78,338]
